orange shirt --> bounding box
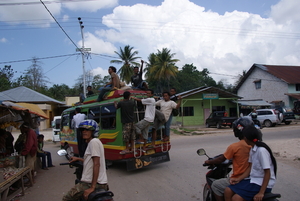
[223,139,251,178]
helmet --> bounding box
[232,117,254,140]
[251,112,258,119]
[78,119,99,138]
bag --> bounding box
[172,109,179,116]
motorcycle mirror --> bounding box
[197,148,206,156]
[57,149,67,156]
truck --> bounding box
[205,111,237,129]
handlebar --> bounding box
[60,162,70,166]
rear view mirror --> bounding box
[57,149,67,156]
[197,148,206,156]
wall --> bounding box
[238,67,290,106]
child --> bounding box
[37,135,55,170]
[224,125,277,201]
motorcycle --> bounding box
[197,148,281,201]
[57,149,114,201]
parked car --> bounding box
[205,111,237,129]
[248,109,282,127]
[272,106,295,125]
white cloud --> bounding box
[0,0,60,27]
[62,0,118,12]
[62,14,69,22]
[91,67,109,77]
[85,0,300,84]
[270,0,300,24]
[78,32,117,54]
[0,38,7,43]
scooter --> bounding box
[57,149,114,201]
[197,148,281,201]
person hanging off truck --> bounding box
[131,60,148,90]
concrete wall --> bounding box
[237,67,291,107]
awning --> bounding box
[285,93,300,100]
[234,100,272,106]
[1,101,48,119]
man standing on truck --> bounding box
[63,120,108,201]
[131,60,148,90]
[131,89,155,152]
[72,107,86,157]
[114,91,136,154]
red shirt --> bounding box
[21,129,38,157]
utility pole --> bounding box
[77,17,91,99]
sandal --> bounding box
[119,150,130,155]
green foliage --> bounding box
[0,65,16,92]
[110,45,141,84]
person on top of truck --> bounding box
[97,66,120,102]
[131,60,148,90]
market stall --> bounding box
[0,101,48,200]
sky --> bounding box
[1,0,300,90]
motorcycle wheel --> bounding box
[203,183,213,201]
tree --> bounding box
[0,65,16,92]
[21,57,49,91]
[147,48,179,92]
[48,84,72,101]
[110,45,141,84]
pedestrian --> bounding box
[131,89,155,152]
[72,107,86,157]
[114,91,136,154]
[63,120,108,201]
[19,122,38,183]
[37,134,55,170]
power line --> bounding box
[0,53,79,64]
[39,0,81,50]
[0,0,98,6]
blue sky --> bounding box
[1,0,299,90]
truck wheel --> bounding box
[205,123,210,128]
[285,121,291,125]
[264,120,272,127]
[217,123,221,129]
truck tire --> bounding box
[285,121,291,125]
[217,123,221,129]
[205,123,210,128]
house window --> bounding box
[254,80,261,89]
[296,84,300,91]
[179,107,194,116]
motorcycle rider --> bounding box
[204,117,254,201]
[62,120,108,201]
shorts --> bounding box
[228,179,271,201]
[135,119,151,140]
[122,122,136,142]
[212,178,230,196]
[62,182,108,201]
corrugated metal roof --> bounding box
[259,65,300,84]
[0,86,64,104]
[178,86,241,99]
[234,100,272,106]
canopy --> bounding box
[15,103,48,119]
[233,100,272,106]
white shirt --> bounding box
[81,138,107,184]
[141,97,155,122]
[156,99,177,121]
[249,145,276,188]
[72,113,86,128]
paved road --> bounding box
[15,124,300,201]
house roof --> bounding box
[233,99,272,106]
[285,93,300,100]
[0,86,64,104]
[178,86,241,99]
[235,64,300,92]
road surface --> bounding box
[15,124,300,201]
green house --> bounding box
[174,86,241,126]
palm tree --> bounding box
[149,48,179,91]
[110,45,141,84]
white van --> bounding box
[52,116,61,142]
